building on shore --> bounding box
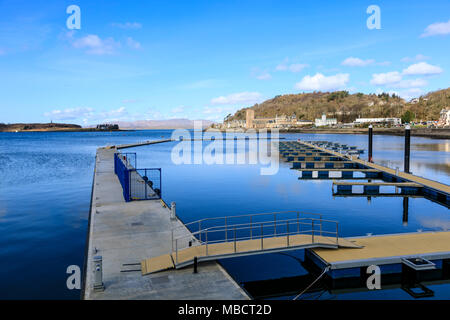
[220,111,313,130]
[353,117,401,126]
[96,124,119,130]
[315,114,337,127]
[245,109,255,129]
[225,120,246,129]
[438,108,450,127]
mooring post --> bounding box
[402,197,409,226]
[193,256,198,274]
[368,125,373,162]
[404,125,411,174]
[93,255,105,292]
[170,202,176,220]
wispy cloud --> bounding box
[44,107,94,120]
[341,57,390,67]
[276,59,308,73]
[251,68,272,80]
[44,107,129,123]
[341,57,375,67]
[401,54,429,63]
[111,22,143,30]
[171,106,185,114]
[295,73,349,91]
[126,37,141,49]
[210,92,263,106]
[72,34,120,55]
[421,19,450,37]
[122,99,138,104]
[180,79,224,90]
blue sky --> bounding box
[0,0,449,125]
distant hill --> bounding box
[226,89,449,123]
[0,123,82,132]
[112,119,215,129]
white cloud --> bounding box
[111,22,142,30]
[126,37,141,49]
[72,34,120,55]
[341,57,375,67]
[402,62,443,76]
[210,92,263,105]
[371,70,428,91]
[401,54,429,63]
[44,107,93,120]
[295,73,349,91]
[421,20,450,37]
[370,71,402,86]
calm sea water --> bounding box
[0,130,448,300]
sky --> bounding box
[0,0,449,125]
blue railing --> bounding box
[114,152,161,202]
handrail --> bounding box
[171,212,340,263]
[171,211,323,251]
[175,210,322,232]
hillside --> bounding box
[226,89,449,123]
[406,88,450,120]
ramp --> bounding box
[141,254,174,274]
[141,211,362,275]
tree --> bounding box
[401,110,415,123]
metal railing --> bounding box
[114,152,162,202]
[171,211,339,264]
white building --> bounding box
[315,114,337,127]
[438,108,450,127]
[353,117,402,126]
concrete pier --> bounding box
[83,147,249,300]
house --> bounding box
[315,114,337,127]
[353,118,402,126]
[438,108,450,127]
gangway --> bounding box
[141,211,362,275]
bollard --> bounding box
[404,125,411,173]
[93,255,105,292]
[170,202,176,220]
[193,256,198,274]
[368,125,373,162]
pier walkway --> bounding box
[280,140,449,205]
[300,140,450,196]
[311,231,450,269]
[83,147,249,300]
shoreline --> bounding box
[208,127,450,139]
